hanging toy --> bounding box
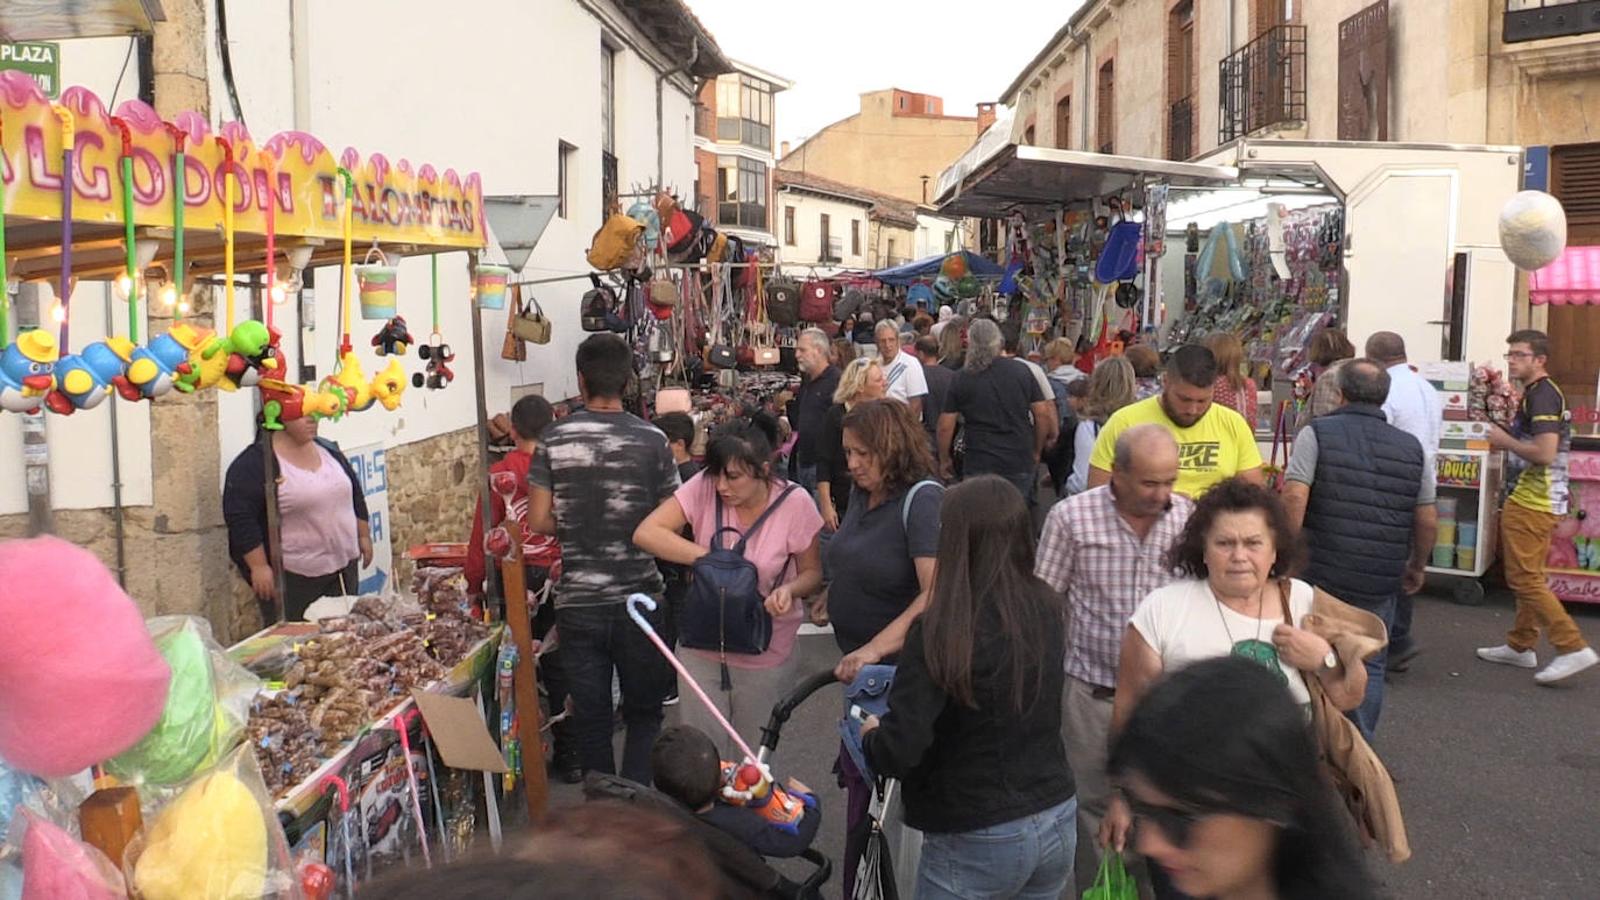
[371,315,414,356]
[258,379,348,430]
[324,351,375,413]
[940,252,969,280]
[414,335,454,390]
[370,357,407,411]
[212,320,284,391]
[167,322,223,393]
[116,330,195,400]
[47,340,128,413]
[0,330,59,413]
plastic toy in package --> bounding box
[124,745,294,900]
[107,617,262,787]
[11,811,124,900]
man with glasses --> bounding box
[1478,330,1597,684]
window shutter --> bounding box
[1553,143,1600,244]
[1097,61,1115,154]
[1337,1,1389,141]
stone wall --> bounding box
[383,425,481,589]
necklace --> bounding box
[1213,586,1287,685]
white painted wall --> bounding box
[0,1,704,513]
[913,214,961,261]
[775,189,871,276]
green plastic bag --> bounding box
[1083,852,1136,900]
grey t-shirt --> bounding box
[824,481,944,655]
[1286,426,1435,505]
[529,409,681,607]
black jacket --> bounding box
[1302,404,1424,609]
[793,366,840,465]
[863,609,1074,834]
[223,435,369,581]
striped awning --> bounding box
[1530,245,1600,305]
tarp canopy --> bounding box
[871,250,1004,286]
[1530,245,1600,305]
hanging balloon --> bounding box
[933,275,957,304]
[956,274,980,299]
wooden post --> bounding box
[499,547,548,823]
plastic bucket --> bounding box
[1436,521,1457,547]
[356,264,398,319]
[476,265,510,310]
[1456,546,1477,571]
[1432,545,1456,569]
[1436,496,1459,520]
[1458,522,1478,549]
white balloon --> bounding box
[1499,190,1568,271]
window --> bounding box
[1097,60,1116,154]
[716,74,773,150]
[784,206,796,245]
[600,43,616,155]
[851,219,861,255]
[1546,142,1600,402]
[820,214,833,261]
[716,157,768,229]
[898,95,907,110]
[886,237,898,266]
[1168,2,1197,159]
[557,140,576,219]
[1024,125,1036,145]
[1055,96,1072,150]
[944,229,955,253]
[924,98,935,114]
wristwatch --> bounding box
[1322,649,1340,671]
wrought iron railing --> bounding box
[1169,95,1195,160]
[1219,24,1307,143]
[1504,0,1600,43]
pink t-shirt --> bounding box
[276,443,360,578]
[676,473,823,670]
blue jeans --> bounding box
[1390,593,1414,657]
[1345,595,1396,741]
[914,796,1077,900]
[794,461,819,499]
[998,470,1039,507]
[557,600,672,783]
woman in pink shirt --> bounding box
[635,417,824,756]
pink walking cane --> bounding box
[626,593,760,764]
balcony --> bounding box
[1169,95,1195,161]
[1504,0,1600,43]
[1219,24,1307,143]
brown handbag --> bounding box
[511,291,553,344]
[501,285,527,362]
[1277,581,1411,863]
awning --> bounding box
[1530,245,1600,305]
[934,143,1239,218]
[871,250,1004,286]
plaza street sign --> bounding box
[0,42,59,98]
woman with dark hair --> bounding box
[861,476,1076,899]
[823,398,944,893]
[634,418,824,756]
[1103,478,1367,857]
[1295,328,1358,432]
[1110,657,1377,900]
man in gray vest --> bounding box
[1280,359,1438,739]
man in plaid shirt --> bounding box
[1035,424,1192,873]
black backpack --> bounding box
[680,485,800,670]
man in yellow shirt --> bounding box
[1087,344,1264,498]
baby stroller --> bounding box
[582,668,836,899]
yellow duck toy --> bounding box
[331,351,375,413]
[370,357,407,411]
[167,323,228,392]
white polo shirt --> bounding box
[882,349,929,403]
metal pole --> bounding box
[468,250,497,608]
[104,282,126,585]
[16,284,52,535]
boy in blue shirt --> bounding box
[651,726,821,859]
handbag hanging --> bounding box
[510,290,553,344]
[648,269,680,308]
[501,284,527,362]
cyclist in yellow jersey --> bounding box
[1478,330,1596,684]
[1087,344,1264,498]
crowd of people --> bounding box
[337,304,1597,898]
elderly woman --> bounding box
[1295,328,1358,432]
[1102,478,1367,856]
[816,357,887,531]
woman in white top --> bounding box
[1100,478,1367,857]
[1066,356,1136,495]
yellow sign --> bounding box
[1436,453,1483,489]
[0,74,484,249]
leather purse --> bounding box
[648,271,680,308]
[707,344,737,369]
[501,285,527,362]
[754,347,780,366]
[510,292,552,344]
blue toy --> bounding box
[0,330,58,414]
[46,340,128,414]
[116,332,195,400]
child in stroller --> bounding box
[653,725,821,859]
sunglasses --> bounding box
[1127,796,1211,848]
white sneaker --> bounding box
[1476,644,1537,668]
[1534,647,1600,685]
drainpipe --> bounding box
[1077,26,1092,150]
[103,282,127,585]
[657,38,700,193]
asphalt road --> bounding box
[554,586,1600,899]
